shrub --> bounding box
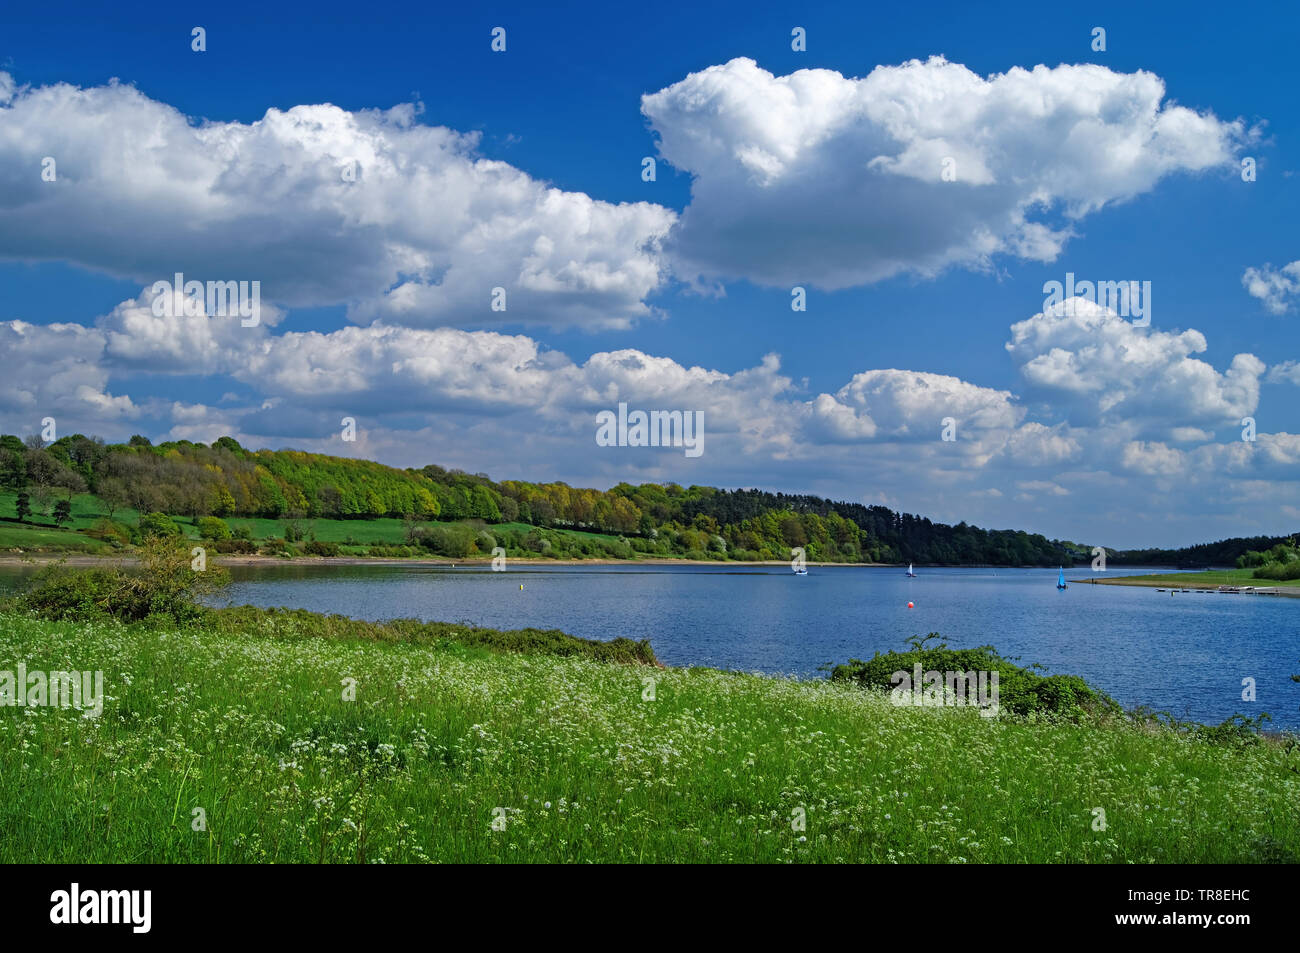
[86,518,132,545]
[1254,561,1300,581]
[303,540,341,557]
[231,524,254,541]
[18,540,228,623]
[138,511,181,539]
[212,538,257,554]
[365,545,419,557]
[196,516,232,540]
[830,633,1117,720]
[413,523,475,558]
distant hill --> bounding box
[0,430,1230,567]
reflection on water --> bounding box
[2,561,1295,728]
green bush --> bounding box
[86,518,132,545]
[138,511,181,539]
[212,539,257,554]
[303,540,341,557]
[1254,560,1300,581]
[413,523,475,558]
[17,540,227,623]
[365,544,419,557]
[830,633,1116,720]
[196,516,232,540]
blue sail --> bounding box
[1057,568,1066,589]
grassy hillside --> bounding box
[1,606,1296,863]
[0,490,632,559]
[3,433,1091,565]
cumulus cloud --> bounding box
[0,320,137,432]
[642,56,1250,290]
[1243,260,1300,314]
[6,288,1298,547]
[1121,440,1185,476]
[0,73,676,330]
[1267,360,1300,386]
[833,369,1021,438]
[1005,297,1264,431]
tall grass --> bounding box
[1,607,1296,863]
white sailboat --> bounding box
[905,563,917,577]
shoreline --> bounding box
[0,552,893,569]
[0,553,1180,571]
[1076,575,1300,598]
[0,552,1244,573]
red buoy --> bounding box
[907,602,914,609]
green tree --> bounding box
[0,448,25,490]
[52,499,72,526]
[15,491,32,523]
[138,511,181,539]
[196,516,232,540]
[97,476,131,521]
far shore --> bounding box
[0,553,1126,571]
[0,552,890,569]
[1075,573,1300,598]
[3,553,1251,577]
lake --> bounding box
[3,562,1297,729]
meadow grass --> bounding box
[1,607,1296,863]
[0,522,111,553]
[0,490,629,556]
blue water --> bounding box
[199,563,1300,729]
[3,562,1296,728]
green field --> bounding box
[1,606,1296,863]
[0,491,621,557]
[0,522,111,553]
[1093,568,1300,590]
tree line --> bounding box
[3,431,1104,565]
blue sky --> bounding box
[1,0,1298,547]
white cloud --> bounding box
[1016,480,1070,496]
[1006,297,1264,430]
[1242,260,1300,314]
[0,321,137,433]
[0,74,676,330]
[1121,440,1185,476]
[1267,360,1300,385]
[643,56,1249,289]
[832,369,1021,437]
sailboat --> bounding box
[793,565,808,576]
[1056,567,1068,590]
[905,563,917,577]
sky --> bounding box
[1,0,1298,548]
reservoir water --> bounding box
[3,562,1296,728]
